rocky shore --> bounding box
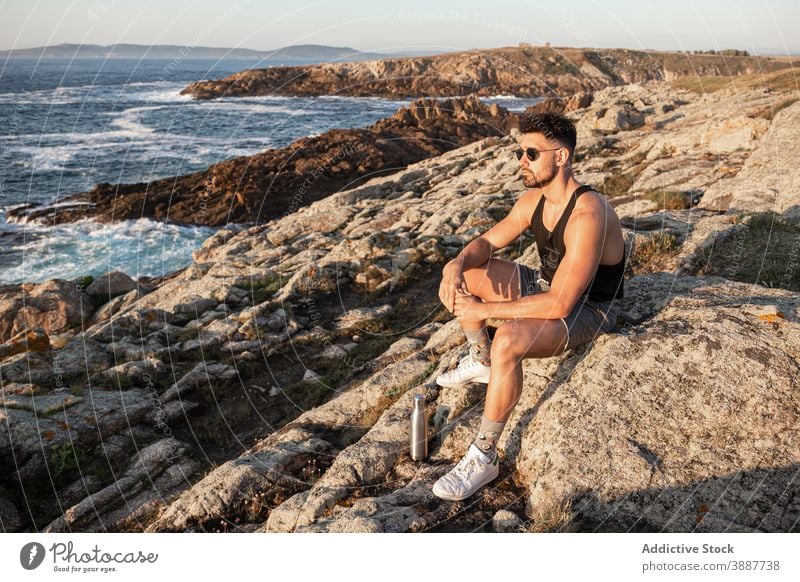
[8,95,516,227]
[180,45,789,100]
[10,47,794,230]
[1,79,799,532]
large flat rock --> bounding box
[699,101,800,218]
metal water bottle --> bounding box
[410,393,428,461]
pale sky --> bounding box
[2,0,799,55]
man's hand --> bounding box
[453,289,485,321]
[439,261,468,314]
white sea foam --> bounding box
[315,95,410,104]
[137,85,193,103]
[234,94,294,101]
[108,106,159,136]
[199,100,310,116]
[0,78,416,284]
[1,201,95,225]
[0,81,188,106]
[481,95,544,112]
[13,129,276,174]
[0,217,216,284]
[0,91,78,105]
[31,156,71,172]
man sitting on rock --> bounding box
[432,112,626,501]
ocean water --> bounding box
[0,58,541,285]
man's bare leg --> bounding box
[458,257,521,318]
[469,318,568,458]
[435,258,521,386]
[459,258,521,362]
[485,318,568,420]
[433,275,570,500]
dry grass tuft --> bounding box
[602,172,635,198]
[644,189,694,211]
[696,212,800,291]
[628,233,681,274]
[519,497,579,533]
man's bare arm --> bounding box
[476,201,606,320]
[446,190,536,272]
[441,190,536,313]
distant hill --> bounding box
[180,44,795,100]
[0,43,443,61]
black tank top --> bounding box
[530,184,625,302]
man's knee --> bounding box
[461,264,488,296]
[490,322,526,360]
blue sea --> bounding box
[0,58,540,284]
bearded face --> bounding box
[517,134,566,189]
[521,159,558,188]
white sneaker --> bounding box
[435,353,491,387]
[432,444,500,501]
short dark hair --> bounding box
[519,112,577,154]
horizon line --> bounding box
[2,41,796,57]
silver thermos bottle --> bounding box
[410,393,428,460]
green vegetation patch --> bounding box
[541,51,582,76]
[246,272,284,303]
[75,275,94,292]
[48,443,91,479]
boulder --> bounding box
[161,362,238,402]
[0,280,93,342]
[699,101,800,217]
[0,328,50,359]
[85,270,137,302]
[492,510,523,532]
[332,304,393,331]
[513,275,800,532]
[594,104,645,132]
[44,438,199,532]
[0,490,21,532]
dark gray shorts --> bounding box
[516,262,619,351]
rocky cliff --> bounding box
[180,45,790,100]
[1,81,798,532]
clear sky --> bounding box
[2,0,798,55]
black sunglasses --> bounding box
[515,146,562,161]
